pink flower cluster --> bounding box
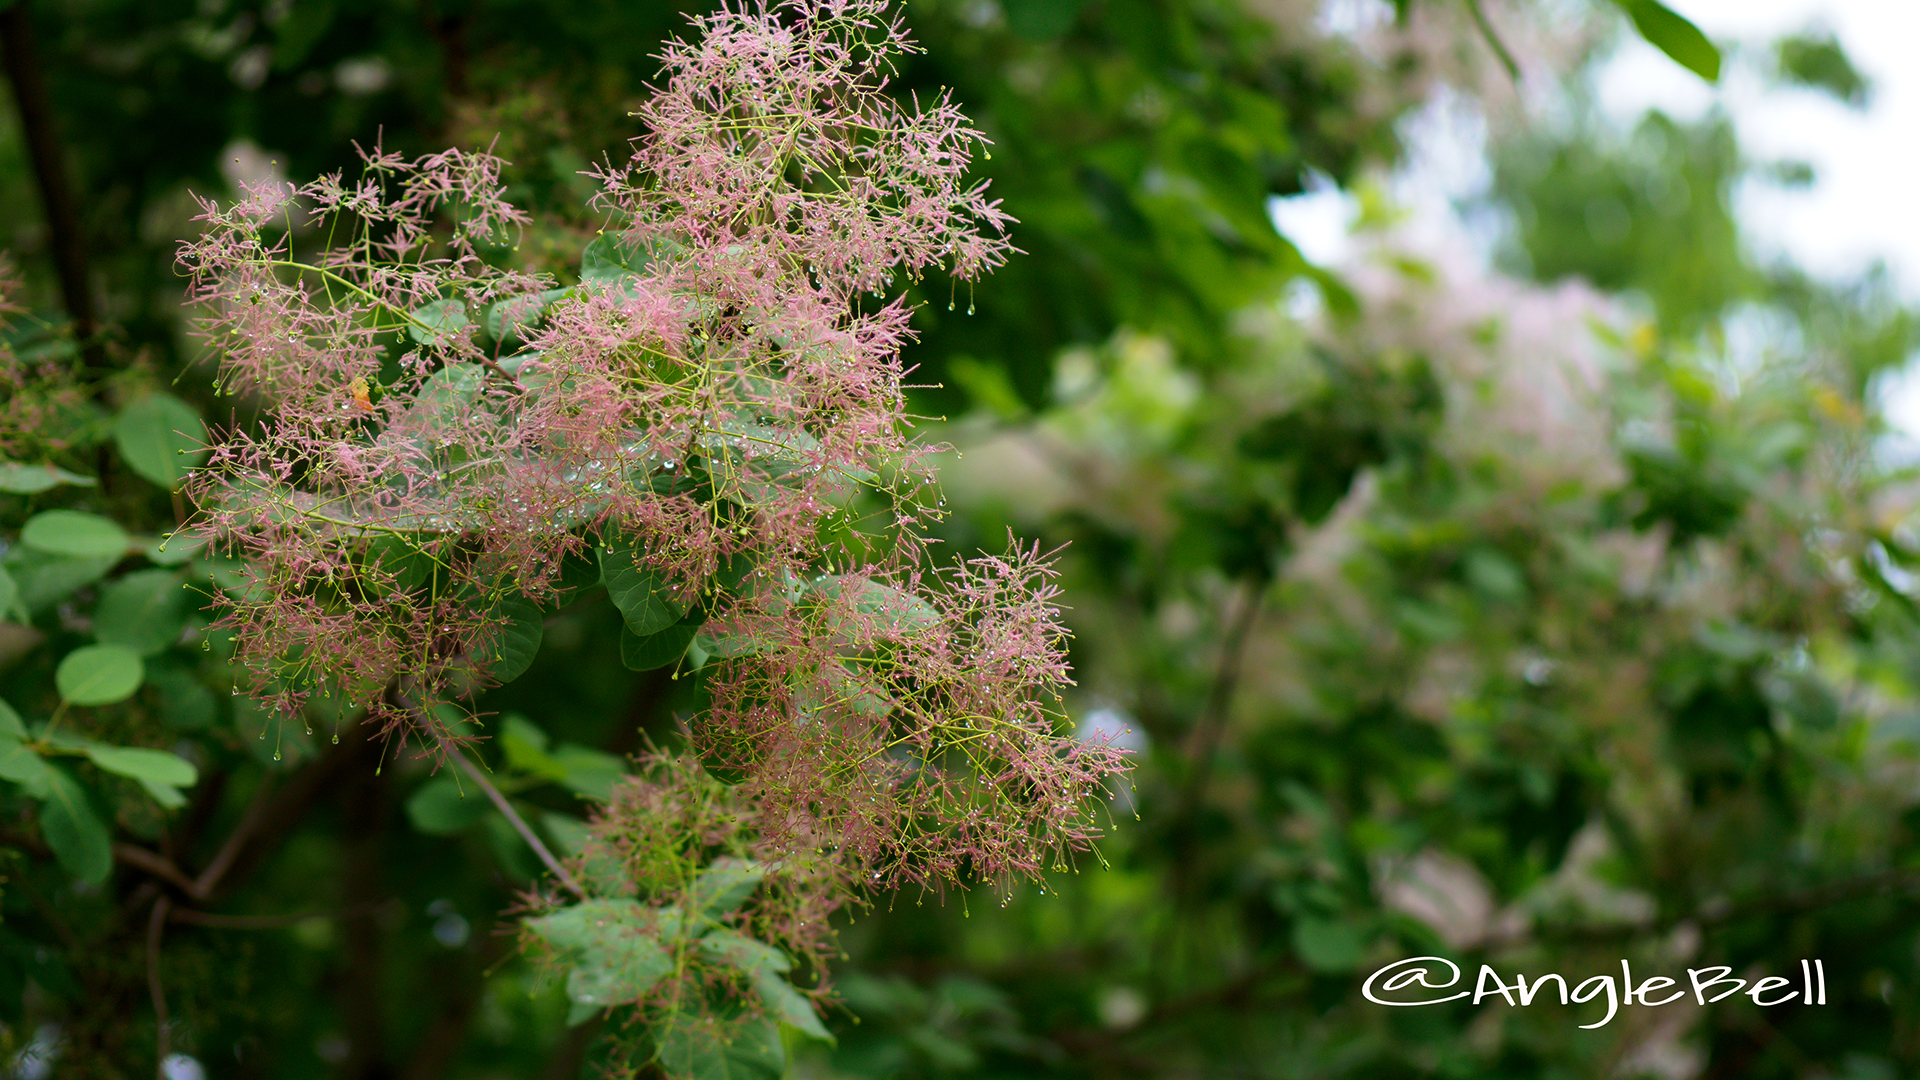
[180,0,1125,901]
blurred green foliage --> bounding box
[6,0,1920,1077]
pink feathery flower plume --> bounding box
[179,0,1127,934]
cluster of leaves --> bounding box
[0,269,214,891]
[528,752,844,1075]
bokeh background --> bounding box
[5,0,1920,1077]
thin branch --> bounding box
[1153,575,1265,991]
[418,710,586,898]
[191,771,277,898]
[1464,0,1521,82]
[1175,576,1266,818]
[147,896,172,1074]
[115,845,203,899]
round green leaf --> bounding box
[93,568,190,656]
[2,549,118,613]
[600,540,689,636]
[408,298,471,346]
[413,361,483,418]
[484,595,544,684]
[619,613,702,672]
[55,645,145,706]
[580,233,651,282]
[112,393,208,490]
[21,510,131,559]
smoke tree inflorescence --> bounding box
[177,0,1129,1066]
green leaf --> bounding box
[38,765,111,885]
[112,394,208,490]
[20,510,131,559]
[580,233,651,282]
[754,970,832,1042]
[690,859,764,919]
[83,745,197,808]
[55,645,145,706]
[141,531,208,566]
[0,461,96,494]
[1617,0,1721,82]
[0,697,24,739]
[485,287,570,344]
[499,714,564,779]
[691,628,760,662]
[413,361,484,417]
[808,574,940,634]
[0,739,51,797]
[361,534,436,596]
[600,541,689,636]
[497,715,624,800]
[550,744,625,802]
[539,810,590,857]
[655,1015,785,1080]
[92,568,190,656]
[84,745,196,787]
[619,613,702,671]
[699,929,791,974]
[525,899,683,1014]
[408,298,471,346]
[0,548,118,612]
[405,775,495,834]
[484,594,544,684]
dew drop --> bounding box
[273,751,282,761]
[332,734,340,744]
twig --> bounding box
[148,896,172,1074]
[1153,575,1266,990]
[417,709,586,898]
[1176,577,1265,809]
[1465,0,1521,81]
[115,845,203,899]
[191,771,277,898]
